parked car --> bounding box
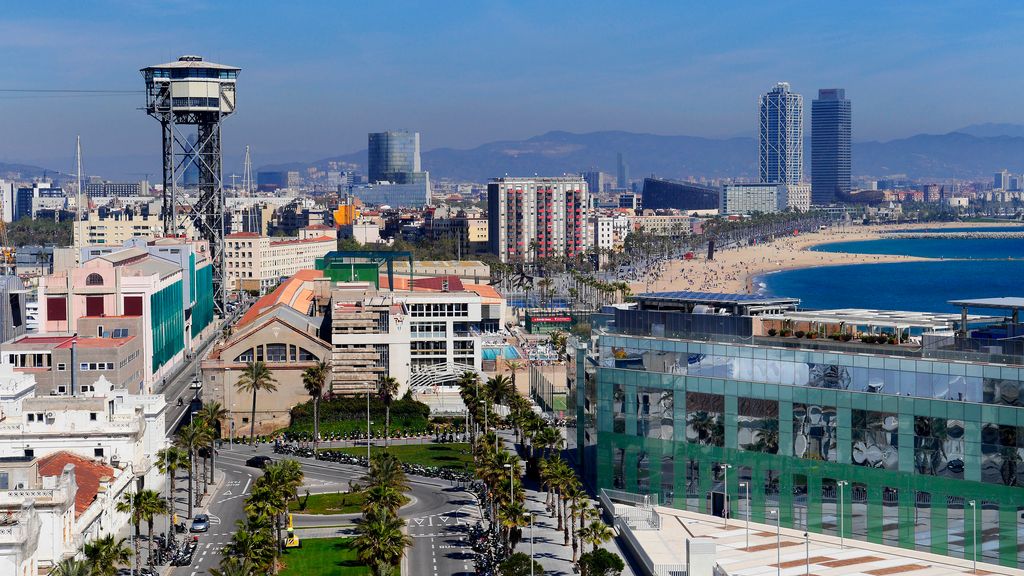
[246,455,272,469]
[190,514,209,533]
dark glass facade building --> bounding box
[811,89,852,205]
[368,131,421,184]
[574,293,1024,569]
[640,178,719,212]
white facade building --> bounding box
[225,229,336,292]
[720,183,810,214]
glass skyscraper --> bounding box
[368,130,421,184]
[759,82,803,185]
[811,89,852,205]
[572,292,1024,569]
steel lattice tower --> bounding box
[141,55,239,315]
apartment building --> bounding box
[487,176,589,263]
[225,228,336,293]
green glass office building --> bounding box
[571,292,1024,569]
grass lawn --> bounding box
[330,442,474,471]
[279,537,369,576]
[289,491,367,515]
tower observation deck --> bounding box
[141,55,239,315]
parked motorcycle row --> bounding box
[279,429,469,443]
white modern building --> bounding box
[225,228,336,293]
[720,183,810,214]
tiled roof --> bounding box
[226,232,260,239]
[56,336,135,349]
[237,269,323,327]
[38,451,115,518]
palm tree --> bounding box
[498,498,529,554]
[196,401,228,485]
[302,360,330,455]
[376,376,400,448]
[136,489,169,567]
[155,446,188,521]
[353,512,412,576]
[361,453,409,492]
[235,361,277,445]
[486,374,513,407]
[177,420,210,517]
[116,491,146,576]
[505,360,523,393]
[362,484,407,517]
[581,519,613,553]
[51,558,90,576]
[225,517,275,570]
[208,557,255,576]
[82,535,131,576]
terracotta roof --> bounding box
[38,451,115,518]
[377,275,466,292]
[464,283,502,302]
[237,269,324,327]
[57,337,135,349]
[11,336,75,346]
[226,232,260,239]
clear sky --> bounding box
[3,1,1023,169]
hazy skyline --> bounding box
[3,1,1024,170]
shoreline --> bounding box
[629,220,1024,295]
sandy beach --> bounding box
[630,221,1024,295]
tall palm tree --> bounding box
[177,420,210,517]
[136,489,168,567]
[51,558,90,576]
[353,512,412,576]
[82,535,131,576]
[505,360,523,393]
[235,361,277,445]
[196,401,228,485]
[208,557,255,576]
[116,491,146,576]
[581,519,613,553]
[195,419,215,497]
[376,376,400,448]
[302,360,330,455]
[361,453,409,492]
[155,446,188,521]
[486,374,513,407]
[225,517,275,571]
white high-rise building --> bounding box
[759,82,803,185]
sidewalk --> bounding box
[498,431,637,576]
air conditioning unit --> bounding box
[45,412,55,419]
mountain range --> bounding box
[266,122,1024,183]
[7,123,1024,183]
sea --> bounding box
[757,226,1024,312]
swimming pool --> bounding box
[482,345,521,360]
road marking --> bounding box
[241,477,252,494]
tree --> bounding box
[302,360,330,454]
[377,376,400,448]
[196,401,228,485]
[51,558,90,576]
[498,552,544,576]
[504,360,523,393]
[578,548,625,576]
[116,490,145,575]
[138,489,168,567]
[485,374,513,407]
[82,535,131,576]
[224,517,275,571]
[177,419,211,516]
[581,519,614,553]
[353,512,411,576]
[155,446,188,523]
[235,361,277,445]
[208,557,255,576]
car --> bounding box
[189,379,202,390]
[246,455,272,469]
[189,514,209,533]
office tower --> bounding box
[487,176,589,263]
[616,152,630,189]
[759,82,803,185]
[582,171,610,196]
[994,170,1010,190]
[368,131,421,183]
[811,88,852,204]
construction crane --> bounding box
[0,196,14,276]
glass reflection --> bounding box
[913,417,964,478]
[793,402,837,461]
[737,398,779,453]
[685,392,724,447]
[980,423,1024,487]
[851,409,899,470]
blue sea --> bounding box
[758,230,1024,312]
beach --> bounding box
[629,221,1024,295]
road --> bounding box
[171,444,481,576]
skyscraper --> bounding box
[759,82,803,185]
[368,131,421,183]
[616,152,630,189]
[811,88,852,204]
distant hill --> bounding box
[257,129,1024,183]
[954,123,1024,138]
[0,161,60,180]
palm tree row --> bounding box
[214,459,304,574]
[457,368,615,572]
[51,535,132,576]
[165,401,228,520]
[353,452,413,576]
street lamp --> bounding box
[722,463,733,526]
[504,462,514,502]
[836,480,848,550]
[803,531,809,576]
[968,500,977,574]
[738,481,750,549]
[524,512,535,576]
[769,509,780,576]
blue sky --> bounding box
[2,1,1023,169]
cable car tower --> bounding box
[141,55,239,315]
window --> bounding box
[94,448,104,457]
[266,343,287,362]
[27,413,35,422]
[298,347,317,361]
[57,363,66,371]
[85,296,104,317]
[97,325,104,337]
[48,297,67,322]
[23,449,32,459]
[123,296,143,316]
[0,472,7,490]
[234,349,254,363]
[86,273,104,286]
[57,385,66,394]
[90,412,97,421]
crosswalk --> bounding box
[407,505,481,531]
